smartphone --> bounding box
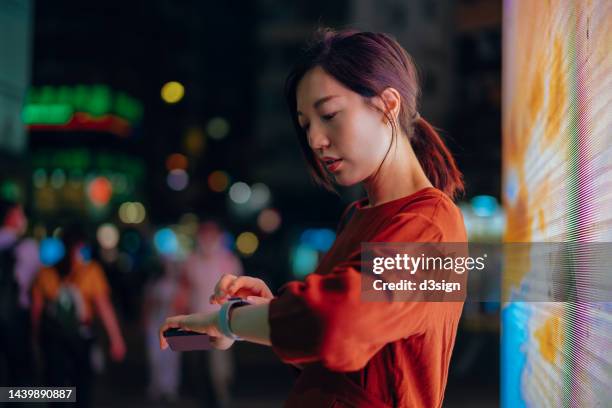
[163,328,212,351]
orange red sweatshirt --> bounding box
[269,187,467,407]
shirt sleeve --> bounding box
[268,212,457,372]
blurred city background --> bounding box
[1,0,503,406]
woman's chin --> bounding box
[333,173,361,187]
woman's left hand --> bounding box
[158,311,234,351]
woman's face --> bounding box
[296,66,392,186]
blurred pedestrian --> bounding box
[0,199,39,389]
[181,221,243,408]
[32,225,126,408]
[142,253,182,403]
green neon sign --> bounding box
[22,104,74,125]
[23,85,143,125]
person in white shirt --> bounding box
[181,221,243,408]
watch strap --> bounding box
[218,297,251,340]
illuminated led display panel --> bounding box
[502,1,611,406]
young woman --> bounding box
[160,28,467,408]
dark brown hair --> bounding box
[284,28,464,200]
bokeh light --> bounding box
[229,182,251,204]
[176,231,193,256]
[50,169,66,189]
[179,213,199,235]
[39,237,65,266]
[167,169,189,191]
[97,223,119,249]
[257,208,281,233]
[249,183,271,209]
[0,181,18,202]
[161,81,184,104]
[118,202,146,224]
[184,127,206,156]
[154,228,178,255]
[165,153,188,171]
[471,195,499,217]
[236,231,258,256]
[33,168,46,188]
[208,170,229,192]
[300,228,336,252]
[0,180,20,201]
[87,176,113,206]
[206,117,230,140]
[291,244,319,278]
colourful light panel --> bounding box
[502,1,611,406]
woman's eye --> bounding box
[301,123,310,132]
[322,112,337,121]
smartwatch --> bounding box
[218,297,251,340]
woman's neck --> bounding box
[362,135,432,208]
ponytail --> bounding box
[410,117,464,201]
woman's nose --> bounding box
[307,126,330,151]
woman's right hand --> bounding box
[209,274,274,305]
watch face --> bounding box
[228,297,250,306]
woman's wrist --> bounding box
[218,298,251,340]
[228,303,272,346]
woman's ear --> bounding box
[379,87,402,125]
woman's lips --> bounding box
[325,158,343,172]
